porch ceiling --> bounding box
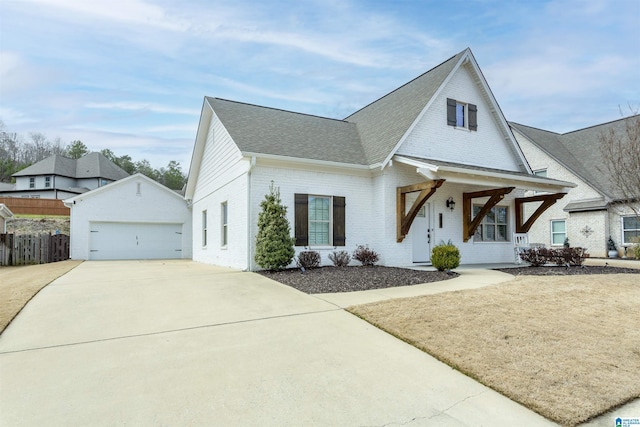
[394,156,576,193]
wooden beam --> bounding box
[515,193,566,233]
[397,180,444,242]
[463,187,515,242]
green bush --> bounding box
[255,182,295,270]
[431,241,460,271]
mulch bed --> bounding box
[258,266,458,294]
[495,265,640,276]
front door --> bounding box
[412,205,431,263]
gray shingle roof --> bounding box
[208,98,369,165]
[13,152,129,180]
[345,51,465,165]
[510,118,634,199]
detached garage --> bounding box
[65,173,192,260]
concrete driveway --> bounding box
[0,260,555,426]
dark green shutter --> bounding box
[468,103,477,131]
[447,98,457,126]
[294,194,308,246]
[333,196,346,246]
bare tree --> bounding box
[598,110,640,218]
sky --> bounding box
[1,0,639,172]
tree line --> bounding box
[0,120,186,190]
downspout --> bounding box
[246,156,256,271]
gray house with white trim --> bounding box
[0,152,129,199]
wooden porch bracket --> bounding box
[396,179,445,242]
[463,187,515,242]
[515,193,566,233]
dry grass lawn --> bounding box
[0,260,82,333]
[348,274,640,426]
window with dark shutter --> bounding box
[295,193,346,247]
[333,196,346,246]
[468,103,477,131]
[447,98,457,126]
[294,193,308,246]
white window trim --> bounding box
[308,195,333,247]
[455,101,468,130]
[550,219,567,246]
[202,210,207,248]
[221,202,228,248]
[621,215,640,246]
[472,205,510,243]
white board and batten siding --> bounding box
[68,174,192,260]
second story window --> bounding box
[29,177,35,189]
[45,176,51,188]
[447,98,477,131]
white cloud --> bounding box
[85,102,200,116]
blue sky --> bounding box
[1,0,639,170]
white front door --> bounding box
[412,205,431,263]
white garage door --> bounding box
[89,222,183,260]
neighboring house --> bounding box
[0,203,13,233]
[186,48,574,271]
[64,173,192,260]
[511,118,640,257]
[0,152,129,199]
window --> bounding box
[447,98,477,131]
[45,176,51,188]
[551,220,566,246]
[308,196,330,245]
[622,216,640,245]
[473,205,508,242]
[295,194,345,247]
[221,202,228,247]
[202,210,207,247]
[29,177,35,189]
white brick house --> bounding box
[186,48,574,270]
[511,118,640,257]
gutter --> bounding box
[246,156,256,271]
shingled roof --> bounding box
[510,118,635,200]
[207,98,368,165]
[345,50,464,165]
[13,152,129,181]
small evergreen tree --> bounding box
[255,182,295,270]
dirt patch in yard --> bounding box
[348,275,640,426]
[5,216,70,235]
[258,266,458,294]
[0,260,82,334]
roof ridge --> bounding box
[208,97,348,123]
[562,115,636,135]
[344,49,465,120]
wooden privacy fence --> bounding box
[0,197,70,216]
[0,233,70,266]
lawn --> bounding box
[0,260,82,333]
[348,274,640,426]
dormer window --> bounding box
[447,98,477,131]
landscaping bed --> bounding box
[496,265,640,276]
[258,266,458,294]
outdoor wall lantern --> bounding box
[446,197,455,211]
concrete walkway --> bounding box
[0,260,560,426]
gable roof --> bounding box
[207,98,368,165]
[63,172,185,206]
[13,152,129,181]
[510,118,635,200]
[187,48,532,197]
[344,50,464,165]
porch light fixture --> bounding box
[446,197,455,211]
